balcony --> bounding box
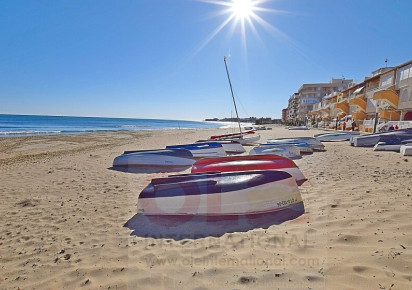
[378,109,400,120]
[373,90,399,108]
[334,101,349,114]
[349,96,367,111]
[352,111,366,120]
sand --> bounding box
[1,126,411,289]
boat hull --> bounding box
[249,145,301,159]
[400,145,412,156]
[138,170,303,216]
[211,134,261,145]
[113,149,195,167]
[352,129,412,147]
[166,142,226,158]
[191,155,307,185]
[315,131,359,141]
[258,142,312,153]
[196,140,245,154]
[267,137,325,151]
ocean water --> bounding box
[0,114,227,137]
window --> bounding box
[401,89,408,102]
[399,64,412,81]
[380,74,393,87]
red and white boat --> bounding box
[191,155,307,185]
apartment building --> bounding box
[307,59,412,132]
[284,79,352,125]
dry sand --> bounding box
[1,126,411,289]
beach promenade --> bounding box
[1,126,411,289]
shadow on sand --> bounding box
[124,203,304,240]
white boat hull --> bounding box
[167,143,227,158]
[197,140,245,154]
[315,131,360,141]
[138,174,302,216]
[267,137,325,151]
[213,134,260,145]
[400,145,412,156]
[249,145,301,159]
[113,151,195,167]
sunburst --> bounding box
[194,0,286,58]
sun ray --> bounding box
[192,0,295,62]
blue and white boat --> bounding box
[137,170,304,217]
[249,144,301,159]
[351,128,412,147]
[315,131,359,142]
[258,141,312,153]
[166,142,227,158]
[113,149,195,167]
[373,134,412,151]
[267,137,325,151]
[196,140,245,154]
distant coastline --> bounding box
[204,117,282,125]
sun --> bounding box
[192,0,287,60]
[230,0,256,20]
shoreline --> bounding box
[1,126,411,289]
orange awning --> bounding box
[373,90,399,108]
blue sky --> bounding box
[1,0,411,121]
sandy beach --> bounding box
[1,126,411,289]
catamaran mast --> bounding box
[223,56,243,136]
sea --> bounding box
[0,114,235,138]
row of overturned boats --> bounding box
[349,127,412,155]
[113,131,329,227]
[306,127,412,155]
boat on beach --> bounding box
[166,142,226,158]
[191,155,307,185]
[210,133,260,145]
[196,140,246,154]
[315,131,360,142]
[351,128,412,147]
[372,135,412,151]
[137,170,304,217]
[113,148,196,167]
[249,144,302,159]
[267,137,325,151]
[400,145,412,156]
[257,141,313,153]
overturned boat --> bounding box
[352,128,412,147]
[166,142,226,158]
[400,145,412,156]
[191,155,307,185]
[196,140,245,154]
[257,141,312,153]
[249,144,301,159]
[137,170,304,217]
[209,133,261,145]
[373,135,412,151]
[315,131,359,142]
[113,149,196,167]
[267,137,325,151]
